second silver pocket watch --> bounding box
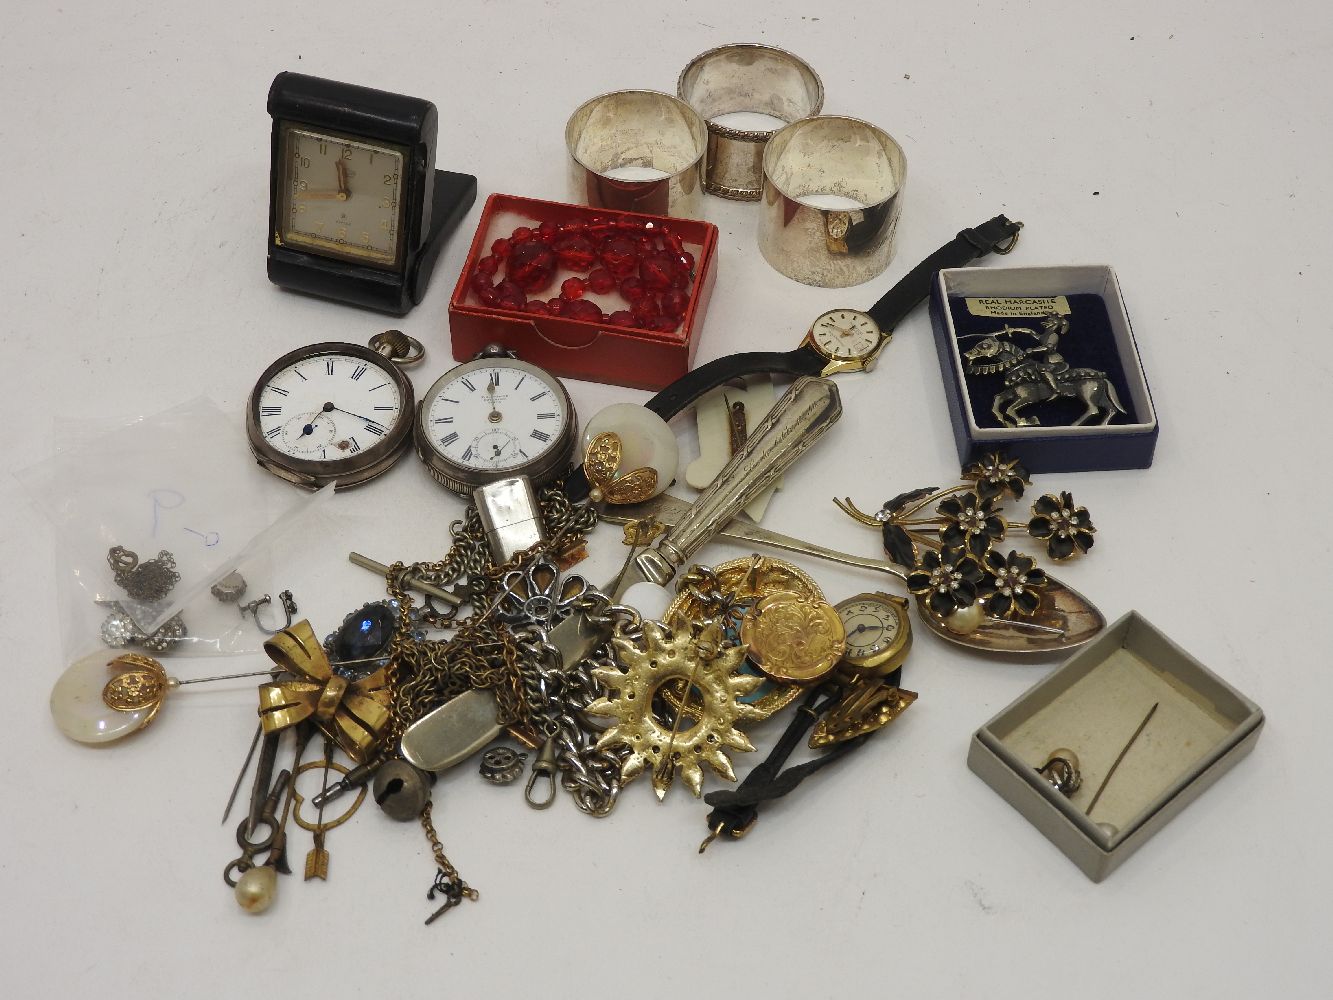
[413,353,578,495]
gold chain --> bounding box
[420,800,477,896]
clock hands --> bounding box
[322,401,384,428]
[296,161,350,202]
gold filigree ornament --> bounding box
[585,620,766,799]
[583,432,658,505]
[102,653,172,716]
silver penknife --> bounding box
[548,375,843,667]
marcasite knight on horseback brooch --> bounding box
[960,313,1127,428]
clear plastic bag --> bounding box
[18,397,332,660]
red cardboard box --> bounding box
[448,193,718,390]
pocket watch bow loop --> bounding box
[257,620,391,761]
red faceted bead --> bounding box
[506,241,557,293]
[471,272,494,295]
[587,268,616,295]
[561,277,587,300]
[650,315,680,333]
[607,310,636,327]
[600,235,639,278]
[664,233,684,254]
[476,255,500,277]
[490,237,512,259]
[639,252,676,293]
[536,221,561,243]
[676,251,696,275]
[494,280,526,310]
[619,275,646,302]
[632,295,661,322]
[524,300,551,315]
[554,234,598,271]
[512,226,534,243]
[546,297,566,315]
[660,288,689,318]
[563,299,604,322]
[478,286,500,307]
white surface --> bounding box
[3,1,1329,996]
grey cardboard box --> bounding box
[967,611,1263,881]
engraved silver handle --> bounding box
[624,376,842,592]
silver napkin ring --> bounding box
[758,115,907,287]
[677,43,824,201]
[565,89,707,219]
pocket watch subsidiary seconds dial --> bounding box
[834,592,913,677]
[246,331,423,490]
[415,356,577,495]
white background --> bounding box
[4,1,1329,996]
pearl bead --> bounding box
[234,865,277,913]
[622,581,673,622]
[944,603,985,634]
[582,404,677,499]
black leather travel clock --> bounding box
[267,71,477,315]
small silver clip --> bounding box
[524,738,559,810]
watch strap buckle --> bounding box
[959,215,1024,257]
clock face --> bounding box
[254,352,404,464]
[277,123,406,269]
[422,362,571,477]
[810,309,883,361]
[838,596,907,660]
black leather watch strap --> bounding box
[865,214,1022,332]
[565,215,1022,499]
[643,214,1022,423]
[644,346,825,419]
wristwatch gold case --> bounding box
[246,335,419,491]
[835,591,912,676]
[802,308,892,376]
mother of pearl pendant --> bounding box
[50,651,172,744]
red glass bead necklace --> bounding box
[469,217,697,332]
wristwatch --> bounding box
[643,214,1022,419]
[562,214,1021,503]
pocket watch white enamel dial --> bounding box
[414,354,578,495]
[803,309,891,375]
[834,591,913,677]
[246,330,423,490]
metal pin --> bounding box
[222,723,263,826]
[349,552,463,606]
[247,731,281,840]
[1086,702,1159,816]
